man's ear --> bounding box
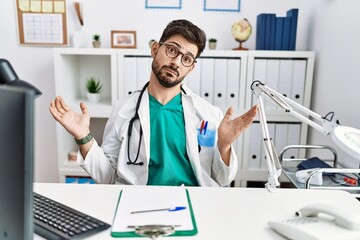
[150,42,160,58]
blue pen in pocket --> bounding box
[197,120,216,147]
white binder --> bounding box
[247,123,262,170]
[260,123,276,170]
[265,59,280,110]
[274,123,289,155]
[252,59,267,107]
[291,59,306,105]
[285,123,301,159]
[184,58,201,94]
[213,58,227,109]
[136,57,151,90]
[226,58,241,109]
[278,59,293,100]
[123,57,137,96]
[200,58,215,104]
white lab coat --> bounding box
[77,84,238,187]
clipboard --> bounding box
[111,187,197,237]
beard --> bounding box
[151,60,186,88]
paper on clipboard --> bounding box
[111,186,197,237]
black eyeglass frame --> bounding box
[158,42,197,67]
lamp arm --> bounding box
[251,80,339,190]
[251,81,339,135]
[255,89,282,190]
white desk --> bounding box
[34,183,360,239]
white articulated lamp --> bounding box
[250,80,360,191]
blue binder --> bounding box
[274,17,284,50]
[286,8,299,50]
[282,16,292,50]
[256,14,267,50]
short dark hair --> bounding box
[159,19,206,59]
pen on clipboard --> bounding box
[131,206,187,214]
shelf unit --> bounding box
[53,48,315,184]
[239,51,315,186]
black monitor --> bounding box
[0,85,35,240]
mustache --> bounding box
[161,65,179,76]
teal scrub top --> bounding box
[147,93,199,186]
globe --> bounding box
[231,18,252,50]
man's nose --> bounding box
[170,54,182,67]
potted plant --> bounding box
[208,38,217,50]
[92,34,101,48]
[86,77,102,102]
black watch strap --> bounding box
[75,133,93,145]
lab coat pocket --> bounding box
[197,120,216,158]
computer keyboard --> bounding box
[33,192,111,240]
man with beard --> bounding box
[50,19,257,187]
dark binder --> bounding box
[286,8,299,50]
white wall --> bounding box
[0,0,359,182]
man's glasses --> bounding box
[159,42,197,67]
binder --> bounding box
[286,8,299,50]
[265,59,280,110]
[213,58,227,109]
[291,59,306,105]
[256,14,267,50]
[285,123,301,159]
[226,58,241,109]
[274,17,285,51]
[282,17,292,50]
[268,14,277,50]
[253,59,267,106]
[184,58,201,94]
[136,57,151,90]
[265,14,276,50]
[260,123,275,170]
[274,123,288,155]
[247,123,262,170]
[123,57,137,96]
[111,187,197,237]
[278,59,293,100]
[200,58,215,104]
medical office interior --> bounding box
[2,0,360,239]
[0,0,358,184]
[2,0,359,185]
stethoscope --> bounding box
[127,81,187,165]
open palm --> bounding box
[49,96,90,139]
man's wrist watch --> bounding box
[75,133,93,145]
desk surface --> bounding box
[34,183,360,239]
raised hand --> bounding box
[49,96,91,140]
[217,105,257,165]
